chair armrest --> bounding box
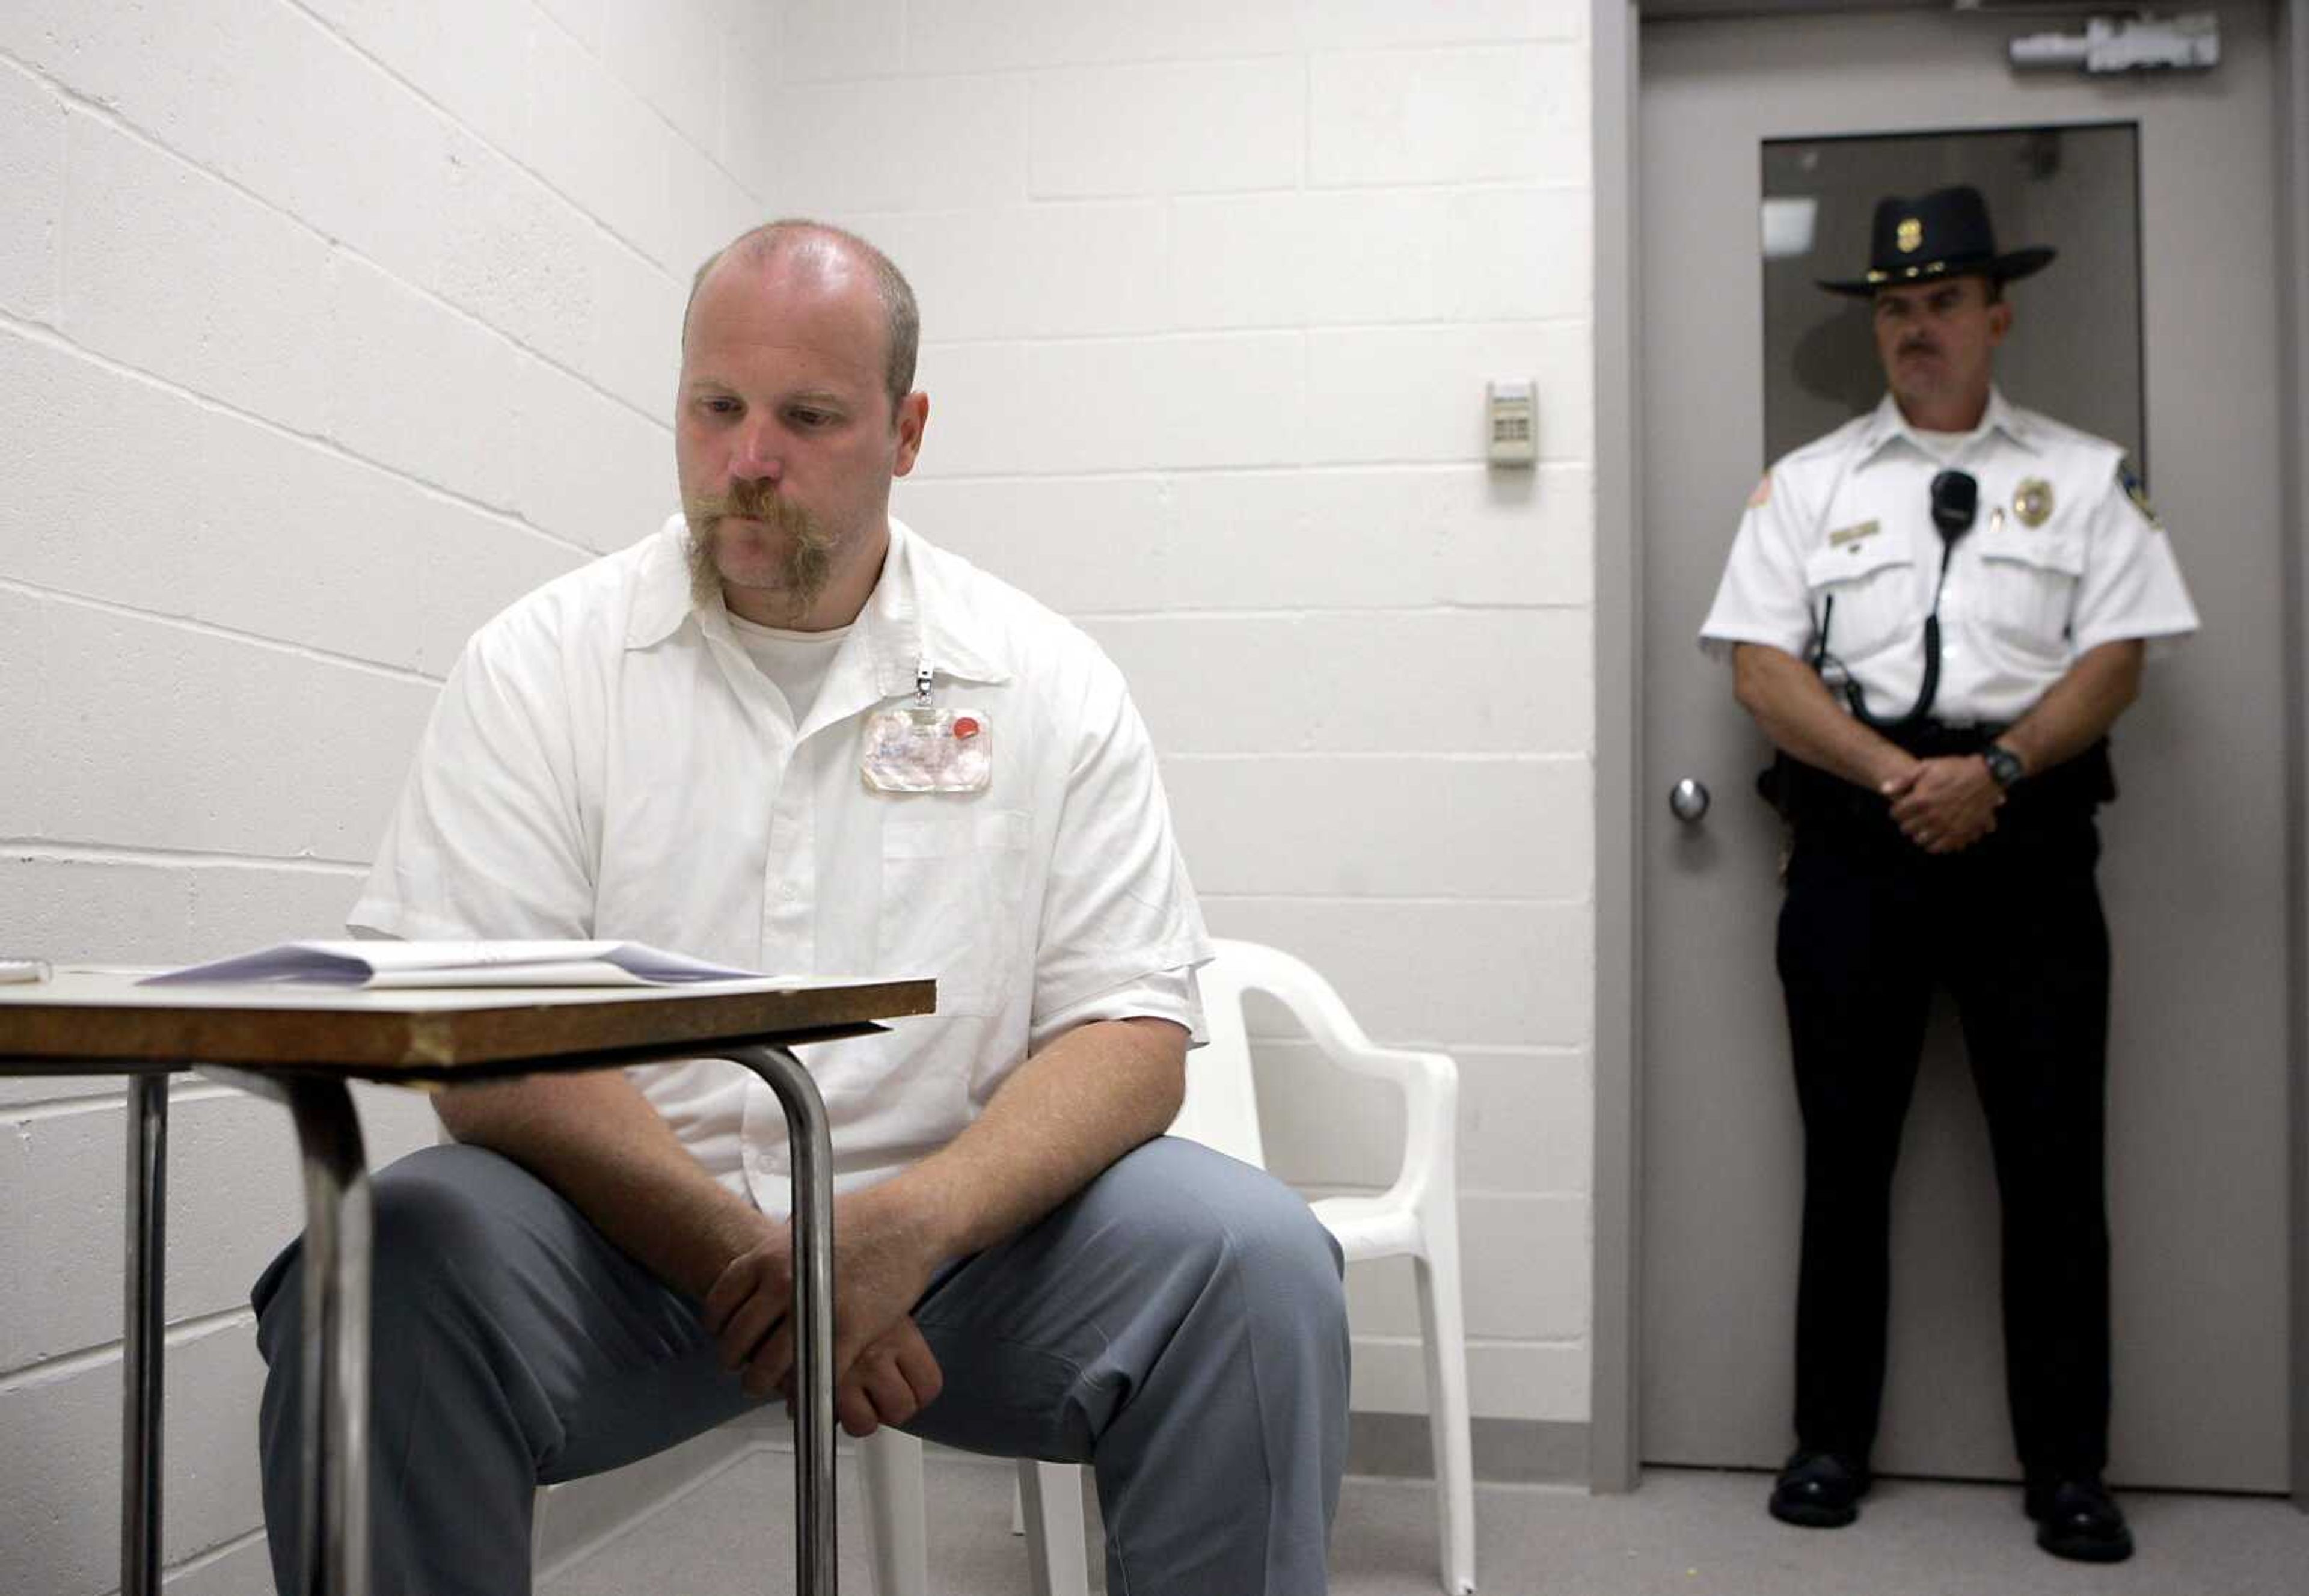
[1304,1050,1458,1254]
[1207,939,1459,1212]
[1211,938,1421,1084]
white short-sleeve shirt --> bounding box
[1699,390,2198,725]
[352,517,1212,1214]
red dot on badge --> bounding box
[953,717,981,740]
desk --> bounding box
[0,969,936,1596]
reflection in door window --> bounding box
[1761,124,2145,485]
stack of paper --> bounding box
[141,941,764,989]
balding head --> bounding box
[684,221,919,409]
[673,220,931,631]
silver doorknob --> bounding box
[1669,778,1711,823]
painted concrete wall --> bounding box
[0,4,1595,1589]
[854,0,1599,1430]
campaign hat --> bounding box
[1817,184,2056,297]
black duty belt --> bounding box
[1760,729,2117,832]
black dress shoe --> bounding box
[1768,1450,1871,1529]
[2025,1476,2135,1563]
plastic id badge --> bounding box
[863,707,992,793]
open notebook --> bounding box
[141,940,764,989]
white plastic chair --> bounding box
[864,936,1477,1596]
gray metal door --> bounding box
[1637,1,2292,1489]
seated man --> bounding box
[251,221,1350,1596]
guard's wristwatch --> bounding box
[1984,743,2025,789]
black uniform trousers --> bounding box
[1773,731,2115,1481]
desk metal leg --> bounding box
[723,1044,837,1595]
[121,1074,168,1596]
[213,1070,373,1596]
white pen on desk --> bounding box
[0,958,53,985]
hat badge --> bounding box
[1897,216,1923,254]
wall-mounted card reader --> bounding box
[1486,379,1536,467]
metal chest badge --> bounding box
[2013,477,2055,528]
[862,662,990,793]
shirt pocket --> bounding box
[1803,538,1915,665]
[1973,523,2085,664]
[877,805,1032,1018]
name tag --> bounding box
[1828,519,1881,549]
[863,707,992,793]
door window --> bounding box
[1760,124,2146,483]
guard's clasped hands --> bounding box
[1881,755,2004,855]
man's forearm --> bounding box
[1995,639,2145,778]
[1732,643,1914,791]
[436,1072,767,1300]
[862,1015,1189,1267]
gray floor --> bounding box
[538,1450,2309,1596]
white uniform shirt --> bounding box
[1699,390,2198,725]
[351,517,1212,1214]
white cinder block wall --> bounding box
[865,2,1598,1435]
[1,1,751,1589]
[0,2,1594,1590]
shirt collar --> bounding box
[856,518,1016,694]
[625,514,1015,693]
[624,515,694,648]
[1857,385,2040,462]
[1979,387,2040,453]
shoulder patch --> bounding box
[1747,473,1772,509]
[2118,459,2162,530]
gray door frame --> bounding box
[1586,0,2309,1505]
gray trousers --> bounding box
[252,1136,1349,1595]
